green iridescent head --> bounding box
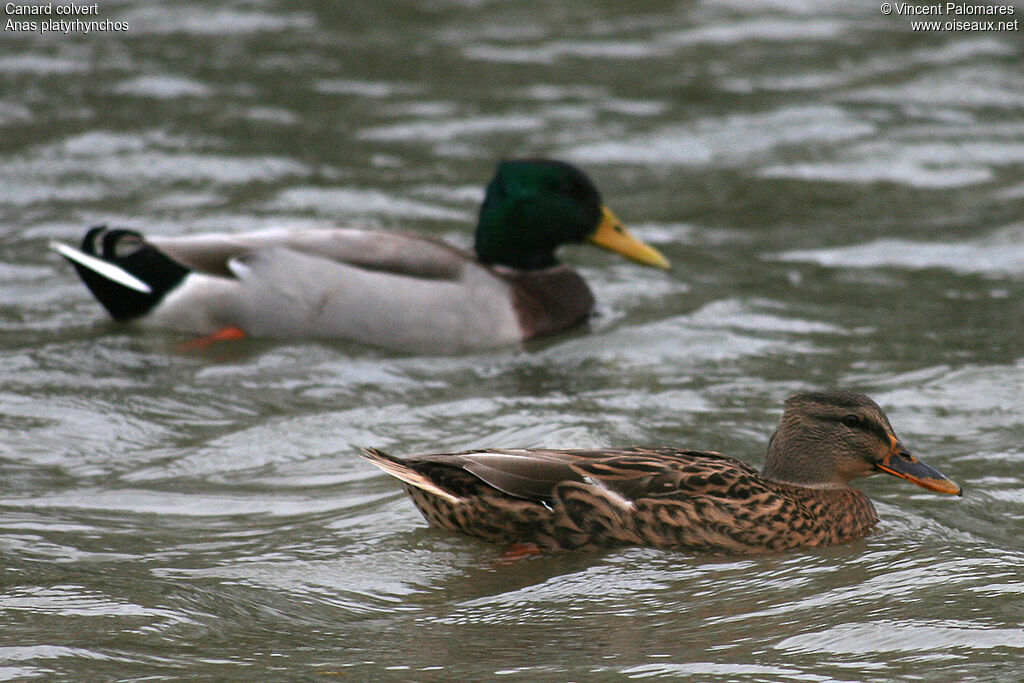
[474,159,669,271]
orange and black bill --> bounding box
[877,438,962,496]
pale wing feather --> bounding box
[360,448,462,505]
[150,228,467,280]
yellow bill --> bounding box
[587,206,670,270]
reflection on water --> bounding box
[3,0,1024,680]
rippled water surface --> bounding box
[3,1,1024,680]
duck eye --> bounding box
[841,414,861,429]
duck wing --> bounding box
[407,449,594,500]
[384,447,760,504]
[569,447,764,501]
[150,228,469,280]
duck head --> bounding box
[762,391,961,496]
[474,159,670,271]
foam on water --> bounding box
[264,187,471,221]
[762,135,1024,188]
[0,55,88,74]
[659,17,846,47]
[314,79,423,97]
[119,6,315,35]
[777,621,1024,654]
[3,131,309,200]
[113,75,215,99]
[773,224,1024,275]
[0,101,32,125]
[842,64,1024,110]
[564,106,875,166]
[358,114,547,142]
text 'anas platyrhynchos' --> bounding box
[51,159,669,353]
[361,392,961,554]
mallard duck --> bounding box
[50,159,669,353]
[361,392,961,553]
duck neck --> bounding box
[761,428,845,488]
[474,214,559,270]
[760,432,880,544]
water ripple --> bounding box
[564,106,875,166]
[777,621,1024,654]
[774,224,1024,275]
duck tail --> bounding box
[51,225,190,321]
[360,447,463,505]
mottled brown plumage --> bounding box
[361,392,961,554]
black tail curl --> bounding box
[66,225,190,321]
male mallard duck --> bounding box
[50,159,669,353]
[361,392,961,553]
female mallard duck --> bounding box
[361,392,961,553]
[51,159,669,353]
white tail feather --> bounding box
[50,241,153,294]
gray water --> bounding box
[3,1,1024,680]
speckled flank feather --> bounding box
[360,393,961,554]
